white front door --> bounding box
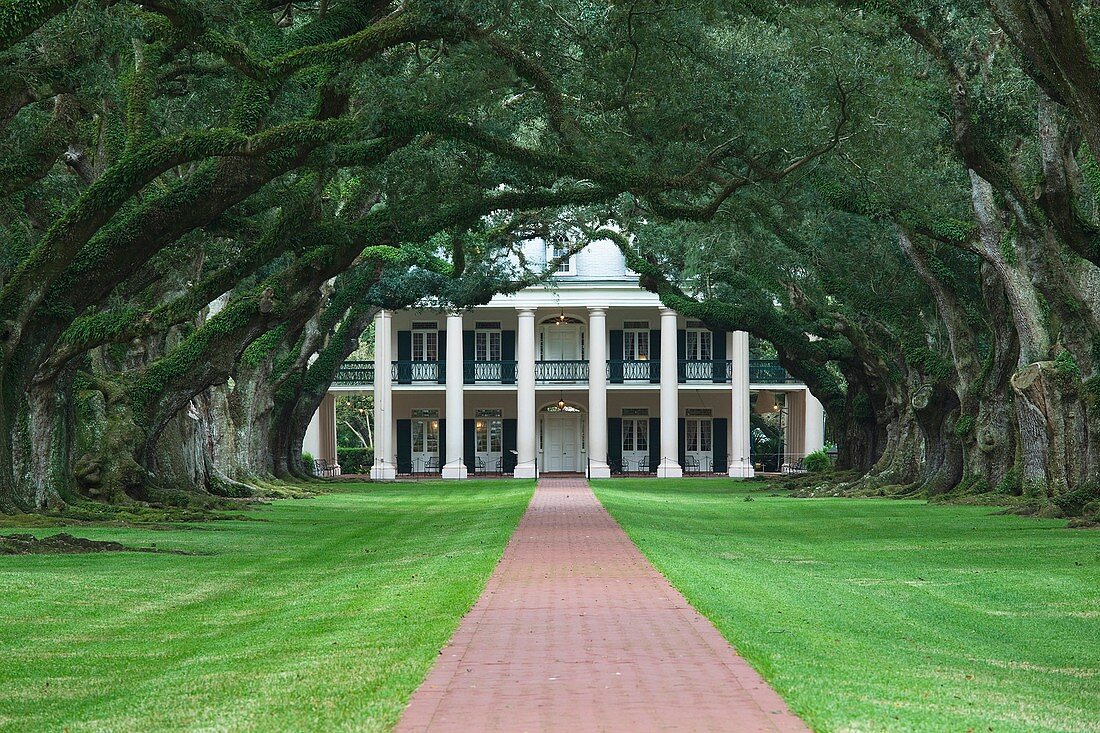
[622,417,650,472]
[411,418,439,473]
[542,415,581,472]
[475,418,503,473]
[542,325,581,361]
[685,417,713,473]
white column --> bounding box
[303,408,322,460]
[514,308,537,478]
[728,330,755,478]
[805,389,826,453]
[786,390,806,467]
[370,310,396,479]
[657,307,683,478]
[442,312,468,479]
[587,307,611,478]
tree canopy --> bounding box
[2,0,1099,522]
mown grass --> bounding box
[0,480,534,732]
[592,479,1100,733]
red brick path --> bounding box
[396,477,809,732]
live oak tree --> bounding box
[3,0,1098,522]
[606,2,1100,519]
[0,0,792,512]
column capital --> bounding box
[659,306,678,318]
[515,306,537,317]
[587,306,610,317]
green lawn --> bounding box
[0,480,534,733]
[593,479,1100,733]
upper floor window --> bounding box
[411,324,437,361]
[686,323,713,361]
[623,322,650,361]
[475,324,502,362]
[547,242,575,275]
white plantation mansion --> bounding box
[304,239,825,479]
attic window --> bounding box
[547,242,576,275]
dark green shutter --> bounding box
[678,418,687,468]
[649,329,661,383]
[396,419,412,474]
[396,331,412,384]
[713,418,728,473]
[712,330,727,383]
[464,419,476,472]
[648,418,660,473]
[438,419,446,472]
[437,331,447,383]
[501,330,516,384]
[503,419,517,472]
[609,330,624,383]
[677,329,687,383]
[463,330,475,384]
[607,418,623,473]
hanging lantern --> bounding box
[755,390,776,415]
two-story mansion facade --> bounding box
[305,239,825,479]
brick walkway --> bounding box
[396,477,809,732]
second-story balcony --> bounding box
[536,360,589,383]
[464,360,518,384]
[678,360,733,383]
[749,359,799,383]
[393,360,444,384]
[608,359,658,383]
[333,357,801,387]
[334,361,375,386]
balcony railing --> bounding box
[392,360,444,383]
[334,361,375,386]
[464,360,518,384]
[608,359,658,383]
[678,359,733,383]
[535,360,589,383]
[334,357,801,387]
[750,359,801,383]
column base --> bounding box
[513,463,537,479]
[370,463,397,481]
[657,461,683,478]
[587,462,611,479]
[727,461,756,479]
[441,461,468,480]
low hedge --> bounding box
[338,447,374,474]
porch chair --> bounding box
[423,455,439,476]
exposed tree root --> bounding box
[0,532,197,555]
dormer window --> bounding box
[547,242,576,276]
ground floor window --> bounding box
[475,408,503,472]
[685,418,712,452]
[622,408,650,471]
[623,418,649,452]
[411,409,439,471]
[685,408,713,472]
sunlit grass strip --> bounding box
[0,480,534,732]
[593,479,1100,733]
